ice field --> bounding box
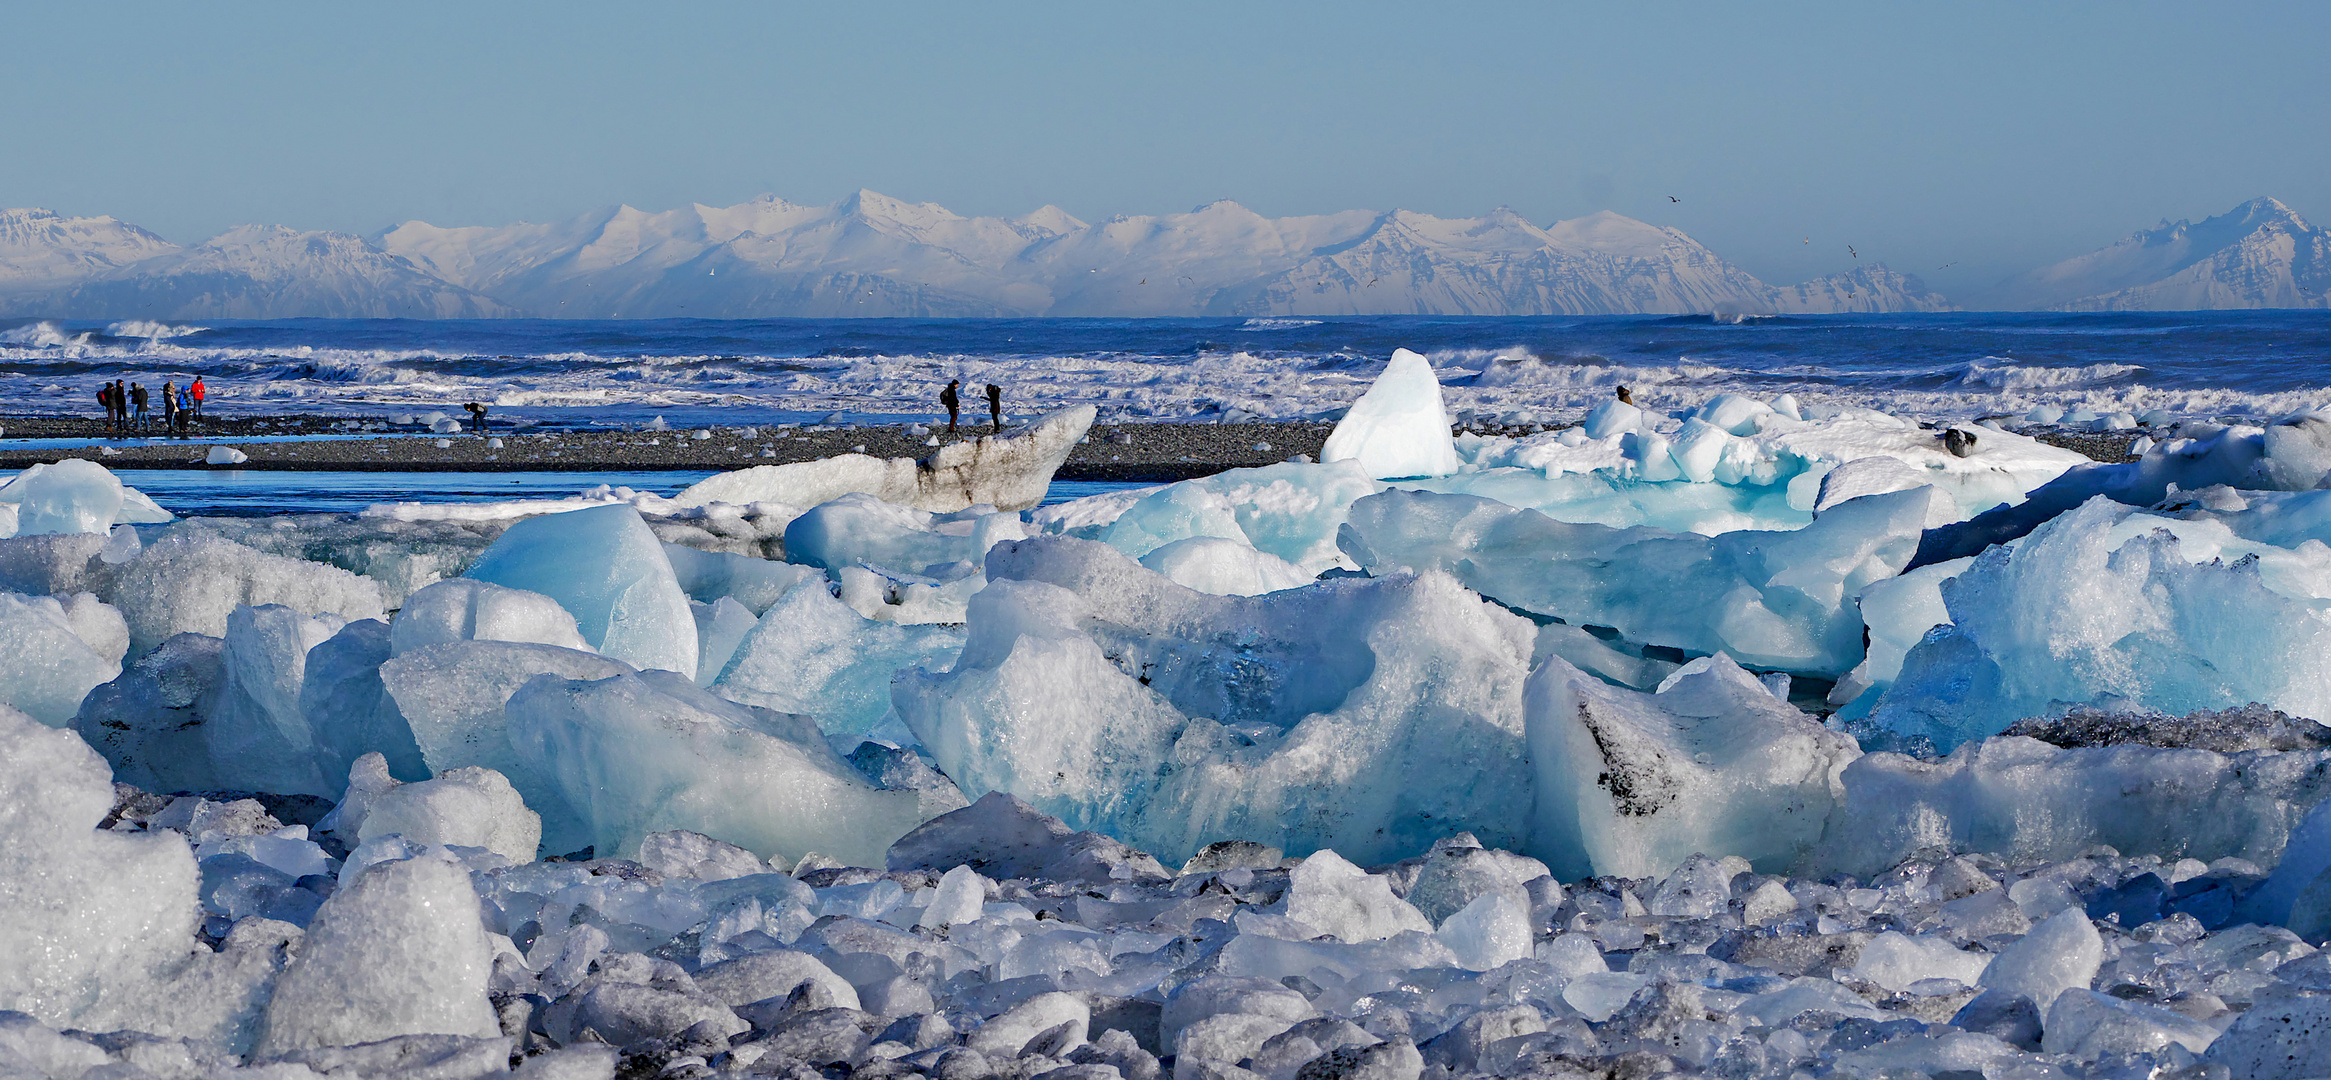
[14,350,2331,1079]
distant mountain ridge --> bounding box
[0,193,2320,319]
[1998,197,2329,311]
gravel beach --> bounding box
[0,411,2133,478]
[0,414,1335,482]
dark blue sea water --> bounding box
[5,312,2329,428]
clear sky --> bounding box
[6,2,2325,300]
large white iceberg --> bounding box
[672,405,1094,513]
[1320,348,1461,480]
[462,503,697,675]
[101,533,386,655]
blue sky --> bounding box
[6,2,2325,297]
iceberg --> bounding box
[462,502,696,675]
[896,536,1536,866]
[388,578,590,656]
[507,669,948,865]
[1319,348,1461,479]
[1098,460,1377,576]
[203,604,344,798]
[711,580,963,735]
[783,491,1029,577]
[0,459,172,537]
[101,533,386,655]
[1872,497,2331,752]
[0,706,200,1028]
[1818,735,2331,877]
[1525,653,1859,880]
[672,405,1094,513]
[1342,485,1939,676]
[0,591,124,726]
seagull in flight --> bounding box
[1848,245,1859,259]
[1366,277,1380,288]
[1803,238,1810,244]
[1937,262,1957,270]
[1667,195,1680,203]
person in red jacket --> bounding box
[190,377,206,421]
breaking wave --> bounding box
[1957,359,2144,390]
[103,320,208,340]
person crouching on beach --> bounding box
[464,401,489,434]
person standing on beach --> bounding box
[176,386,192,432]
[160,381,176,433]
[986,383,1002,433]
[941,379,961,434]
[190,377,206,420]
[130,383,149,430]
[97,383,115,432]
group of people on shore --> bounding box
[98,376,203,435]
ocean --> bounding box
[4,311,2329,431]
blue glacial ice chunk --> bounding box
[1873,496,2331,751]
[691,597,758,686]
[711,581,962,736]
[0,459,171,536]
[462,503,696,675]
[895,536,1536,866]
[662,542,822,614]
[1320,348,1461,480]
[1580,398,1645,440]
[783,492,1028,577]
[1342,485,1940,676]
[1524,652,1859,880]
[507,669,951,866]
[1816,735,2331,878]
[300,619,428,793]
[379,640,635,856]
[205,605,345,797]
[1101,460,1379,575]
[0,592,123,727]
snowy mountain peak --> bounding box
[1542,211,1688,257]
[0,207,179,287]
[2001,195,2329,311]
[1014,205,1087,236]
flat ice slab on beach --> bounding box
[671,405,1094,513]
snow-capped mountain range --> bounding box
[0,195,2321,319]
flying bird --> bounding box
[1937,262,1957,270]
[1848,245,1858,259]
[1803,238,1810,244]
[1366,277,1380,287]
[1667,196,1680,203]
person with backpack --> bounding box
[96,383,114,432]
[940,379,961,434]
[160,381,177,433]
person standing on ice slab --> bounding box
[190,376,206,420]
[941,378,961,434]
[986,383,1002,432]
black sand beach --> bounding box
[0,412,2131,480]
